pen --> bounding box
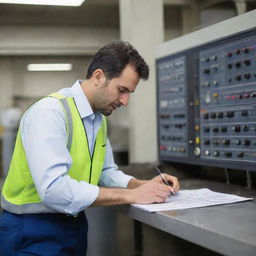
[156,167,175,195]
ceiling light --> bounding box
[27,63,73,71]
[0,0,85,6]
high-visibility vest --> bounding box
[1,93,107,214]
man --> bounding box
[0,41,179,256]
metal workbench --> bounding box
[120,180,256,256]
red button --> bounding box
[160,145,166,151]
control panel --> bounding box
[157,56,188,157]
[157,28,256,170]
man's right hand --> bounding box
[130,181,171,204]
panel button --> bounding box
[203,113,209,119]
[221,126,227,132]
[216,112,224,118]
[212,127,219,133]
[243,139,251,146]
[232,125,241,132]
[225,111,234,118]
[224,152,232,157]
[241,110,249,116]
[243,125,249,132]
[244,59,251,66]
[210,113,216,119]
[213,139,219,145]
[222,139,230,145]
[235,62,241,68]
[235,75,241,81]
[234,139,241,145]
[237,152,244,158]
[213,151,219,157]
[203,139,210,145]
[204,127,210,133]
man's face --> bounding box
[92,64,140,116]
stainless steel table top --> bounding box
[121,194,256,256]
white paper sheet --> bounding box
[132,188,253,212]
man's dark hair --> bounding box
[86,41,149,80]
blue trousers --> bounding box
[0,210,88,256]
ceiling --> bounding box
[0,0,185,28]
[0,0,255,28]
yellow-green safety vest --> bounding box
[1,93,107,214]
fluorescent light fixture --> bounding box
[0,0,85,6]
[27,63,73,71]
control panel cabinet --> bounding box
[157,28,256,170]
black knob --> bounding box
[236,49,241,55]
[235,62,241,68]
[204,68,210,74]
[203,113,209,119]
[222,139,230,145]
[221,127,227,132]
[237,152,244,158]
[210,113,216,119]
[213,127,219,133]
[243,125,249,132]
[216,112,224,118]
[243,139,250,146]
[235,75,241,81]
[243,47,250,53]
[244,59,251,66]
[204,127,210,132]
[225,152,232,157]
[244,73,251,79]
[241,110,249,116]
[203,139,210,145]
[232,125,241,132]
[227,52,232,57]
[226,111,234,118]
[227,63,232,69]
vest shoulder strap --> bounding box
[48,93,73,151]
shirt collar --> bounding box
[71,80,94,119]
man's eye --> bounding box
[119,88,125,93]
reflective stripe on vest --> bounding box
[1,93,107,214]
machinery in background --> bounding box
[156,11,256,172]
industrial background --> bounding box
[0,0,256,256]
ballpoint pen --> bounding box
[156,167,175,195]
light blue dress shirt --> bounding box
[20,80,133,216]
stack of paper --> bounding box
[133,188,253,212]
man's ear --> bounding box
[92,69,106,86]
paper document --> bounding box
[133,188,253,212]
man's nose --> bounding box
[119,93,129,106]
